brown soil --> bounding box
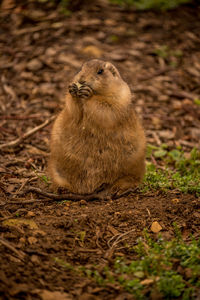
[0,1,200,299]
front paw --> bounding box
[57,186,71,194]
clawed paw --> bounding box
[110,180,139,198]
[111,187,134,198]
[57,187,70,194]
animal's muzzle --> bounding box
[69,82,93,99]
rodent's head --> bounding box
[68,59,131,103]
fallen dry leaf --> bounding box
[1,0,15,10]
[171,198,180,204]
[31,255,40,264]
[151,221,162,233]
[82,45,103,58]
[26,211,35,217]
[56,53,80,68]
[158,130,175,140]
[107,224,119,235]
[193,212,200,218]
[109,52,127,61]
[28,236,37,244]
[27,59,43,71]
[140,278,154,285]
[39,290,72,300]
[33,230,46,236]
[3,219,38,230]
[152,116,161,128]
[2,83,16,100]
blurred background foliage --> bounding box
[109,0,193,10]
[0,0,196,15]
[33,0,194,11]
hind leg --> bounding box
[109,158,146,197]
[95,176,139,199]
[109,176,140,197]
[48,162,72,192]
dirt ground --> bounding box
[0,1,200,299]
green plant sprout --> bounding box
[54,229,200,299]
[142,146,200,195]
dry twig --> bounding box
[22,186,134,201]
[13,24,52,35]
[167,90,199,100]
[0,186,135,206]
[18,187,108,201]
[0,114,44,120]
[138,66,172,82]
[0,116,55,151]
[0,237,25,261]
[107,229,136,249]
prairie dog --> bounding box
[49,59,146,195]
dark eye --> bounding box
[97,69,104,75]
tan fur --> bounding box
[49,59,146,195]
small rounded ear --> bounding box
[105,62,121,77]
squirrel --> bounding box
[49,59,146,196]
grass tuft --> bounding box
[142,147,200,195]
[54,229,200,299]
[84,231,200,299]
